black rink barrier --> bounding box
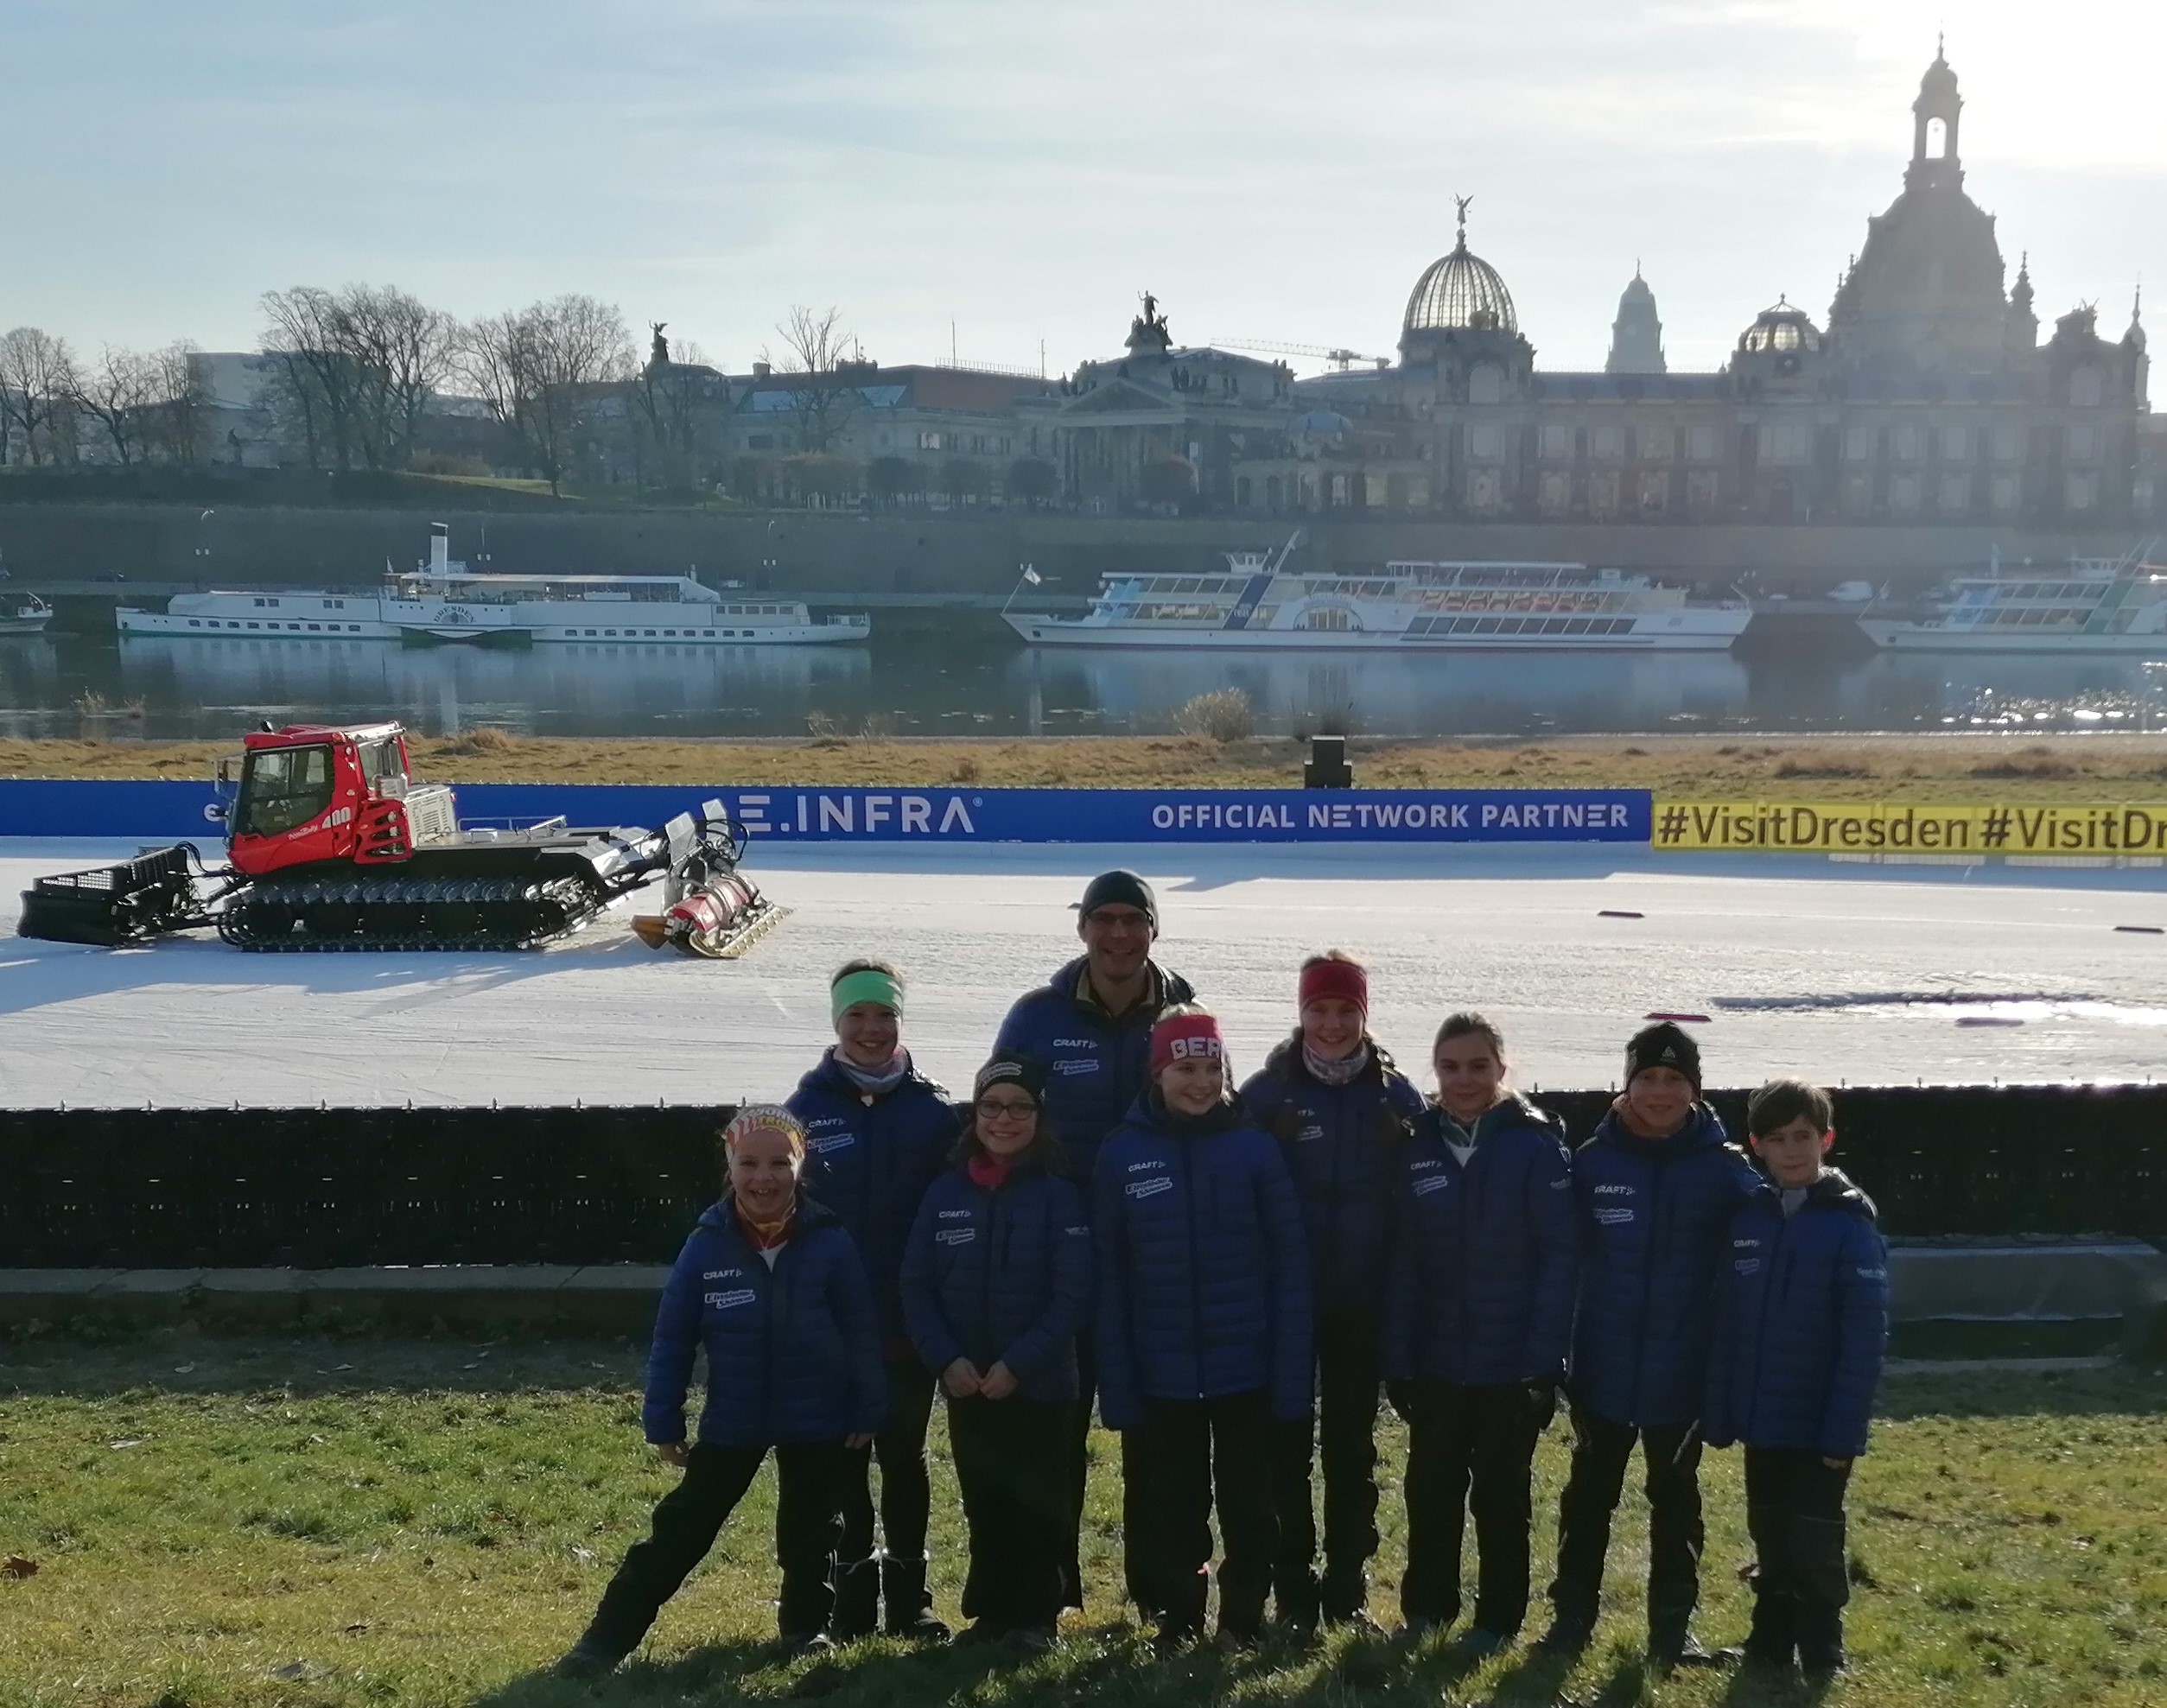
[3,1085,2164,1269]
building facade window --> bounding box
[1469,425,1503,460]
[1592,425,1624,461]
[1991,473,2020,511]
[1845,424,1875,461]
[1541,423,1571,460]
[1690,423,1720,462]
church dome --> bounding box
[1405,206,1517,336]
[1738,299,1823,356]
[1918,47,1960,105]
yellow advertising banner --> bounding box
[1651,801,2167,855]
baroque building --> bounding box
[1045,48,2157,528]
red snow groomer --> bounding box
[16,721,781,956]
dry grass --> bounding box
[4,733,2167,802]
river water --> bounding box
[3,625,2164,740]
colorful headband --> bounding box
[721,1105,808,1155]
[1150,1012,1225,1078]
[831,967,902,1022]
[1299,957,1369,1017]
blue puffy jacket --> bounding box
[1567,1102,1765,1428]
[900,1152,1095,1403]
[994,957,1196,1195]
[1240,1036,1427,1319]
[1704,1169,1889,1459]
[642,1195,888,1448]
[1383,1095,1579,1388]
[787,1050,953,1344]
[1093,1093,1313,1430]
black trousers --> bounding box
[1126,1390,1279,1636]
[1744,1447,1852,1661]
[1065,1330,1148,1611]
[1401,1380,1543,1637]
[1273,1308,1382,1619]
[837,1357,934,1567]
[579,1440,848,1656]
[1547,1405,1706,1631]
[949,1394,1073,1630]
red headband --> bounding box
[1300,958,1369,1017]
[1150,1013,1225,1078]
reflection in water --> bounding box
[1,630,2163,740]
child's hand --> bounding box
[979,1362,1020,1400]
[944,1358,982,1398]
[655,1441,690,1468]
[1821,1455,1851,1470]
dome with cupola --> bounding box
[1738,298,1823,357]
[1405,200,1517,336]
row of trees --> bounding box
[0,327,208,467]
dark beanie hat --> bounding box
[973,1054,1049,1108]
[1625,1022,1701,1093]
[1077,868,1157,931]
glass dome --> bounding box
[1739,299,1823,355]
[1405,232,1518,336]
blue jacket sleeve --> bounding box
[829,1232,892,1438]
[992,994,1033,1057]
[1256,1136,1315,1421]
[1700,1226,1739,1449]
[899,1190,965,1379]
[1001,1182,1095,1381]
[640,1233,706,1444]
[1819,1217,1890,1457]
[1093,1146,1144,1431]
[1522,1133,1579,1383]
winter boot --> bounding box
[1648,1606,1729,1673]
[1274,1564,1322,1633]
[829,1555,881,1642]
[1320,1564,1371,1629]
[1795,1514,1851,1679]
[1732,1572,1799,1672]
[880,1552,951,1642]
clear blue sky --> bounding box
[4,0,2159,377]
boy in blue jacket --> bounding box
[786,959,955,1641]
[1096,1007,1312,1650]
[1239,949,1425,1630]
[995,869,1196,1608]
[901,1055,1092,1652]
[1704,1079,1889,1681]
[1382,1013,1577,1654]
[556,1108,886,1677]
[1541,1022,1763,1668]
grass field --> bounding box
[6,731,2167,801]
[3,1337,2163,1708]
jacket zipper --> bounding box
[979,1180,1001,1373]
[1631,1150,1668,1418]
[1180,1139,1207,1399]
[759,1229,783,1439]
[1745,1203,1788,1439]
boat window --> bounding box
[235,744,334,839]
[188,619,200,627]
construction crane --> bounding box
[1209,337,1395,372]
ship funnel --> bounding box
[430,524,450,572]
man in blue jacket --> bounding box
[1704,1078,1889,1682]
[787,959,956,1641]
[1541,1022,1763,1669]
[994,869,1195,1607]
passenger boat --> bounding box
[117,526,870,646]
[1,593,54,637]
[1004,536,1750,651]
[1856,547,2167,653]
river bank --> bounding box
[6,731,2166,800]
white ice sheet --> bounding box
[2,841,2162,1109]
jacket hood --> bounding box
[1051,955,1194,1016]
[1122,1086,1243,1139]
[1805,1165,1878,1221]
[1589,1099,1727,1159]
[1260,1029,1387,1087]
[798,1047,946,1102]
[1436,1089,1562,1145]
[699,1192,841,1236]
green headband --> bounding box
[832,968,902,1022]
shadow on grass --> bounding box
[1878,1363,2167,1422]
[0,1331,649,1398]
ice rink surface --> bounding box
[2,839,2163,1109]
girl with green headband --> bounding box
[786,958,956,1643]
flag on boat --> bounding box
[1021,566,1041,585]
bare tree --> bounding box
[461,295,634,497]
[258,283,456,470]
[0,327,83,465]
[73,346,162,465]
[630,335,727,491]
[149,341,210,465]
[763,305,865,454]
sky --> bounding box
[3,0,2161,379]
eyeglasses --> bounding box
[975,1098,1039,1121]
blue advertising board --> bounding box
[0,778,1650,846]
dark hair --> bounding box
[951,1101,1069,1175]
[1433,1012,1507,1062]
[1747,1077,1834,1138]
[1267,1027,1413,1146]
[831,956,901,987]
